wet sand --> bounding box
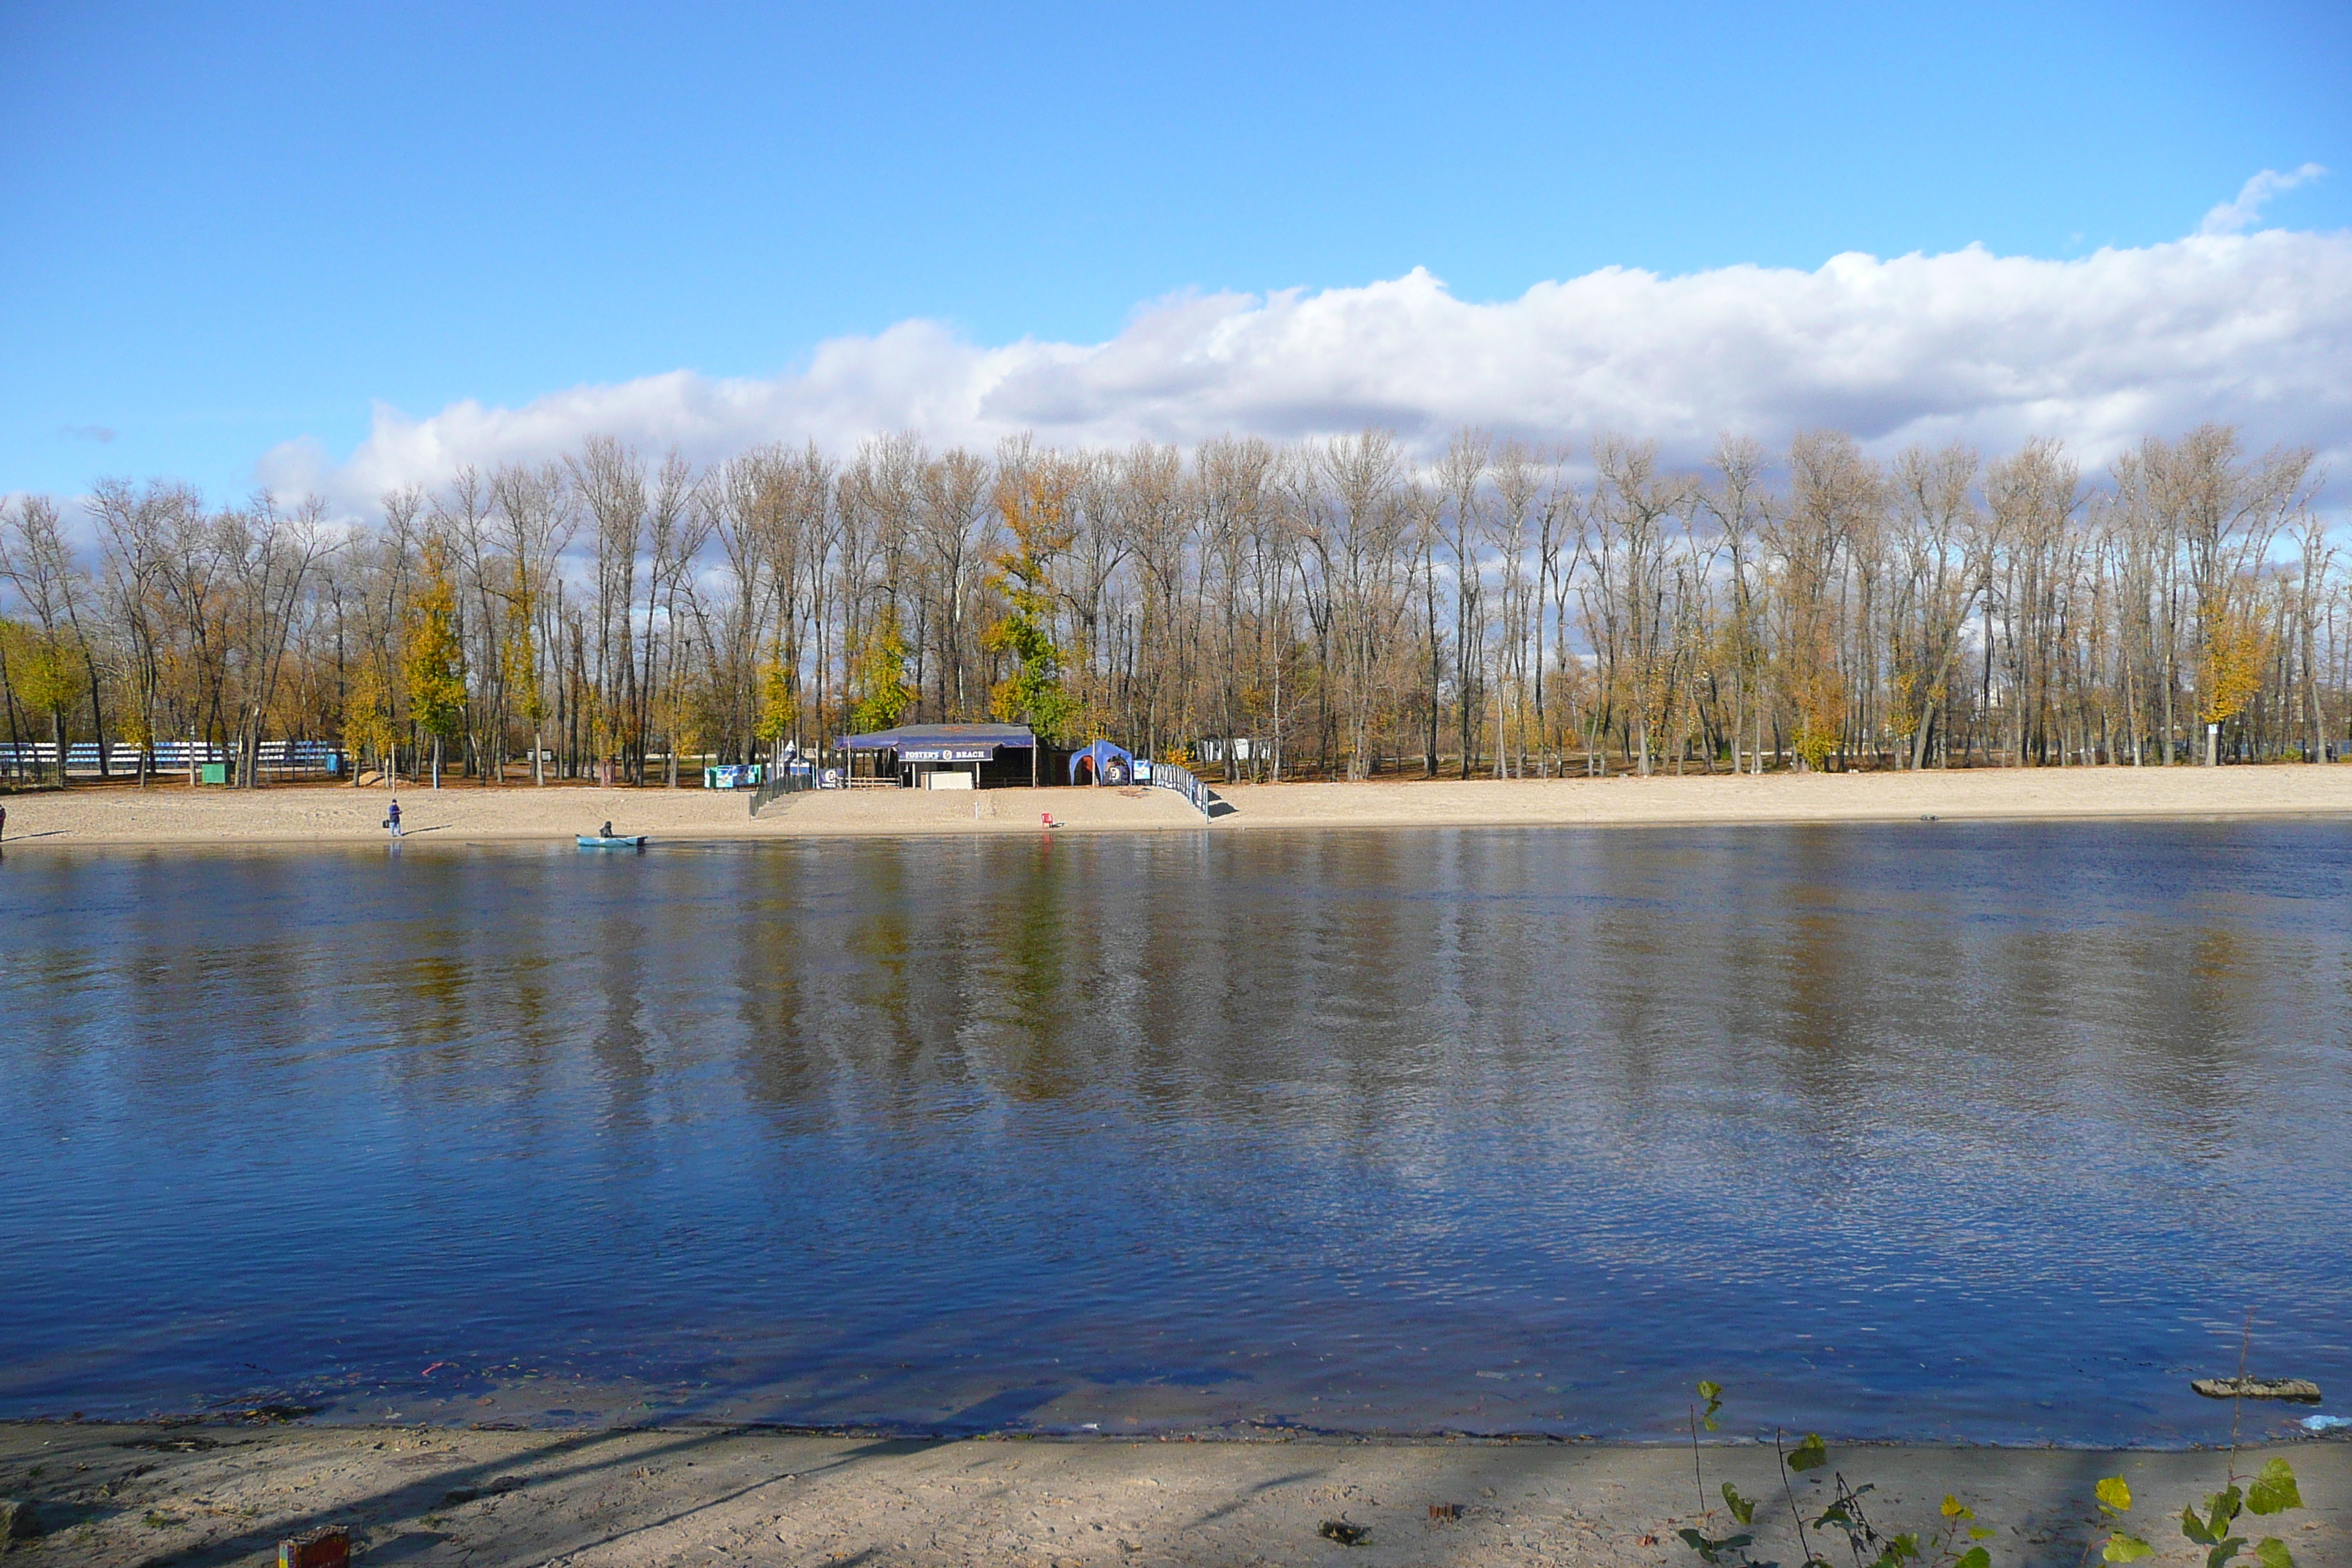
[0,1421,2342,1568]
[2,765,2349,849]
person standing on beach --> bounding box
[388,797,402,838]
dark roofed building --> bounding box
[833,722,1041,788]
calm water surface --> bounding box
[4,820,2348,1444]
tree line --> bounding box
[0,423,2338,788]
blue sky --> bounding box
[2,1,2347,501]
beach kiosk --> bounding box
[834,722,1041,789]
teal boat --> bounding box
[576,834,647,849]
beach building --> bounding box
[834,722,1044,788]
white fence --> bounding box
[0,741,345,779]
[1143,759,1215,818]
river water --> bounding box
[4,819,2348,1444]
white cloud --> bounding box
[265,221,2352,511]
[2199,163,2327,236]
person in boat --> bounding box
[600,820,613,839]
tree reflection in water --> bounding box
[0,820,2344,1444]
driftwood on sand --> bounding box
[2192,1376,2323,1402]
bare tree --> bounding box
[7,421,2343,794]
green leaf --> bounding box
[1722,1482,1757,1525]
[2102,1532,2153,1563]
[1968,1526,1994,1540]
[1941,1495,1973,1520]
[2183,1490,2244,1548]
[1953,1550,1989,1568]
[1676,1526,1752,1564]
[2204,1539,2247,1568]
[1787,1433,1829,1472]
[2095,1477,2133,1515]
[2252,1537,2296,1568]
[1697,1380,1724,1432]
[2247,1459,2302,1516]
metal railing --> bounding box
[749,761,819,817]
[1145,759,1215,819]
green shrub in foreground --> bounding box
[1676,1382,2308,1568]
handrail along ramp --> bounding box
[1147,760,1214,819]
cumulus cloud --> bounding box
[2199,163,2328,235]
[265,218,2352,511]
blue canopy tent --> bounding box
[1067,740,1134,785]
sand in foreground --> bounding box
[0,1422,2342,1568]
[3,764,2350,848]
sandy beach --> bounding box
[1,765,2349,849]
[0,1421,2342,1568]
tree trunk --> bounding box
[1910,700,1939,772]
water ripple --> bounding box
[1,819,2348,1443]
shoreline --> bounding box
[2,1420,2342,1568]
[1,765,2350,851]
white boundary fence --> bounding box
[0,741,344,780]
[1143,759,1214,819]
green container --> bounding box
[199,762,228,785]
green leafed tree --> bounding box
[342,655,397,780]
[848,603,916,734]
[983,464,1078,743]
[753,640,797,764]
[403,539,467,786]
[501,557,546,783]
[3,620,77,785]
